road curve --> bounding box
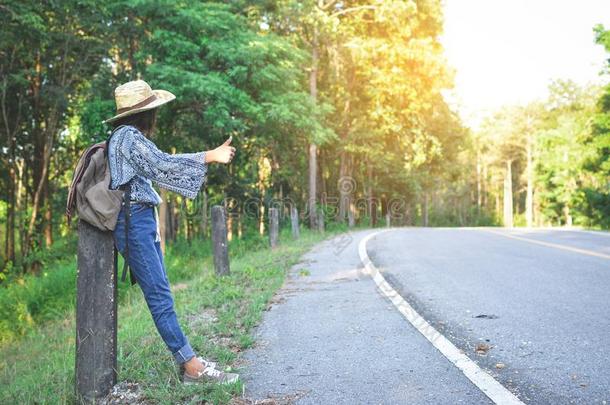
[367,228,610,404]
[240,228,609,404]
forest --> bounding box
[1,0,609,282]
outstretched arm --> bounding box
[116,128,204,198]
[116,127,236,198]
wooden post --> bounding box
[211,205,230,276]
[259,205,265,236]
[237,212,243,239]
[269,207,279,248]
[75,220,117,403]
[200,190,208,238]
[227,214,233,242]
[290,207,300,240]
[317,209,325,232]
[386,212,391,228]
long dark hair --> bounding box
[112,108,157,137]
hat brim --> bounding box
[103,89,176,124]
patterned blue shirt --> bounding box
[108,125,208,205]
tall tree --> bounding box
[1,0,110,267]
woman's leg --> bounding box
[149,213,211,376]
[113,204,196,365]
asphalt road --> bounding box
[239,228,610,404]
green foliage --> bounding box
[475,79,608,229]
[586,24,610,227]
[0,261,74,344]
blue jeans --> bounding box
[113,202,196,365]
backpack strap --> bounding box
[121,182,131,283]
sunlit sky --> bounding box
[440,0,610,128]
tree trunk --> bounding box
[211,206,230,276]
[16,159,25,260]
[181,198,189,241]
[482,163,488,208]
[525,133,534,228]
[458,196,464,226]
[503,160,513,228]
[564,204,573,227]
[366,159,373,223]
[318,149,326,203]
[308,144,317,228]
[1,58,22,265]
[476,149,482,213]
[308,27,319,229]
[495,182,501,222]
[23,130,54,263]
[5,165,15,263]
[259,205,265,236]
[338,151,352,223]
[173,200,180,242]
[43,173,53,247]
[237,212,243,239]
[167,197,175,242]
[423,192,429,227]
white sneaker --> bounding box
[177,356,217,379]
[182,365,240,385]
[196,356,217,369]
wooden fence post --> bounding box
[317,209,325,233]
[290,207,299,240]
[75,220,117,403]
[211,205,230,276]
[269,207,279,248]
[348,201,355,228]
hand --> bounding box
[206,136,236,164]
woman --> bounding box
[103,79,238,384]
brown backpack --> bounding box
[66,143,123,231]
[66,127,125,231]
[66,125,136,284]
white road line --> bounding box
[359,230,525,405]
[484,229,610,260]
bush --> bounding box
[0,261,76,344]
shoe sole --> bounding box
[182,374,239,385]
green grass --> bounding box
[0,225,345,404]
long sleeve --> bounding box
[114,126,208,199]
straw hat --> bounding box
[103,80,175,124]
